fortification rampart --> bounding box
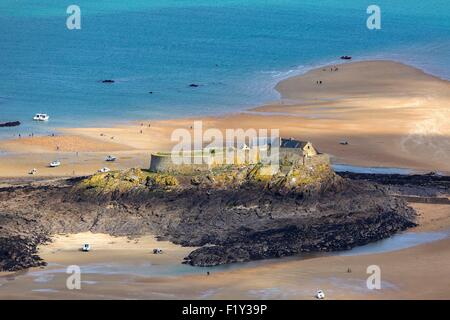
[150,151,330,174]
[150,154,212,173]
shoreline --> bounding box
[0,145,448,299]
[1,59,449,177]
[1,201,448,300]
[2,55,448,141]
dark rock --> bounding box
[0,235,48,271]
[337,172,450,199]
[0,121,20,128]
[2,169,442,271]
[184,209,416,266]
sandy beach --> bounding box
[0,202,448,300]
[1,60,449,178]
[2,0,450,304]
[0,60,449,300]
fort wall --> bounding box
[150,154,212,173]
[150,149,330,174]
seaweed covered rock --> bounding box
[0,235,48,271]
[146,174,179,189]
[76,168,179,196]
[267,163,344,195]
[0,162,421,271]
[78,168,147,193]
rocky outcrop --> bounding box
[0,121,20,127]
[0,236,48,271]
[338,172,450,199]
[183,209,415,266]
[0,165,419,270]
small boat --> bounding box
[98,167,111,173]
[81,244,91,252]
[153,248,163,254]
[33,113,49,121]
[340,55,352,60]
[105,155,117,162]
[49,160,61,167]
[339,140,349,145]
[28,168,37,175]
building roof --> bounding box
[280,138,309,149]
[251,136,279,148]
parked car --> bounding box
[105,155,117,162]
[316,290,325,299]
[49,160,61,167]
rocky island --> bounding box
[0,160,418,271]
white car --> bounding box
[81,244,91,252]
[98,167,111,173]
[49,160,61,167]
[105,155,117,162]
[316,290,325,300]
[33,113,49,121]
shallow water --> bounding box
[338,229,450,257]
[332,164,415,175]
[1,0,449,138]
[0,227,446,299]
[25,228,449,280]
[27,257,272,280]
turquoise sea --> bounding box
[0,0,449,137]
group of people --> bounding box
[16,132,57,138]
[140,122,151,134]
[323,66,339,72]
[316,65,339,85]
[16,132,34,138]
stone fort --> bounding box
[150,137,330,174]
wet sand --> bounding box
[0,60,449,299]
[1,60,449,177]
[0,203,448,300]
